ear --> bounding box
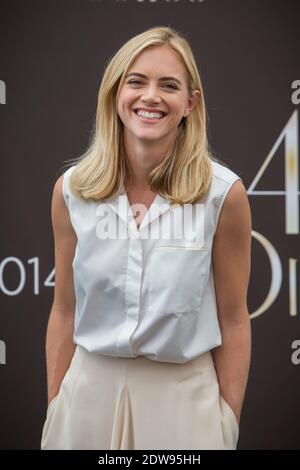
[184,89,201,117]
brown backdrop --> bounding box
[0,0,299,449]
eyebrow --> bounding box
[125,72,182,86]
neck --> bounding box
[123,129,176,191]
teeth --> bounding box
[136,109,164,119]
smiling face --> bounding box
[117,45,199,145]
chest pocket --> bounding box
[148,244,210,315]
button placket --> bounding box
[116,233,143,356]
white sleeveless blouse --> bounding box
[62,160,241,363]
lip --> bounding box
[133,110,167,123]
[133,108,167,116]
[133,108,168,124]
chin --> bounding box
[131,127,164,137]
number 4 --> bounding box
[248,110,299,234]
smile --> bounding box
[133,109,167,123]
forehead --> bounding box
[127,45,187,79]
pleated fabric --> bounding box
[41,345,239,450]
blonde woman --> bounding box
[41,26,252,450]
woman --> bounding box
[41,26,252,450]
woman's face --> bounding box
[117,45,199,144]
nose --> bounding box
[141,84,162,104]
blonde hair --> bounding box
[62,25,223,205]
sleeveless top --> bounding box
[62,160,242,363]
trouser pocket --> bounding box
[40,345,87,449]
[219,394,239,449]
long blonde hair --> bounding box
[62,25,223,205]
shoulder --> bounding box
[223,178,248,209]
[54,165,76,190]
[210,159,242,186]
[51,169,78,237]
[59,165,77,204]
[51,165,77,214]
[215,177,251,239]
[53,174,64,202]
[62,164,76,182]
[207,160,251,236]
[206,159,247,221]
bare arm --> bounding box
[211,179,252,425]
[45,174,77,405]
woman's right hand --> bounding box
[47,390,59,407]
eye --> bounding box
[127,80,142,85]
[164,83,178,90]
[127,80,178,90]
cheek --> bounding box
[119,89,135,103]
[117,89,129,108]
[116,101,122,117]
[167,99,185,116]
[172,109,184,120]
[117,99,130,121]
[116,94,123,115]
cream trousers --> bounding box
[41,345,239,450]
